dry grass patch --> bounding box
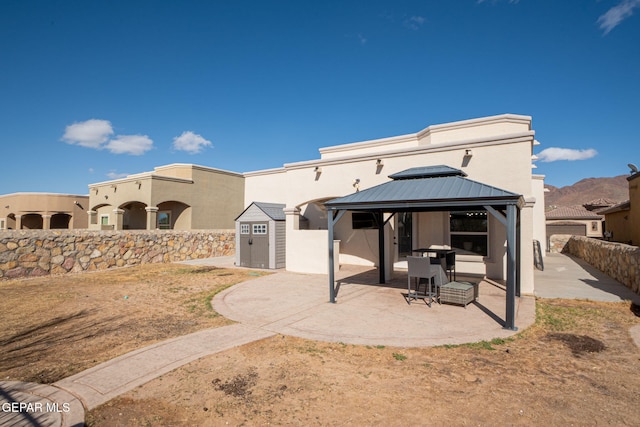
[0,263,267,383]
[87,298,640,426]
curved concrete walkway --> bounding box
[4,253,638,427]
[0,381,84,427]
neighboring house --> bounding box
[0,193,89,230]
[600,170,639,245]
[600,201,631,243]
[87,164,244,231]
[546,205,605,241]
[583,198,619,212]
[241,113,546,296]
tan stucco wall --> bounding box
[531,175,547,247]
[630,174,640,246]
[317,114,532,160]
[88,164,244,231]
[602,173,638,246]
[604,211,632,244]
[243,114,542,293]
[0,193,89,230]
[245,134,535,210]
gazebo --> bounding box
[324,165,524,330]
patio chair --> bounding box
[406,256,436,306]
[445,251,456,281]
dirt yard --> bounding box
[2,263,640,426]
[0,263,265,384]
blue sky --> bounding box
[1,0,639,195]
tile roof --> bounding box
[583,198,619,209]
[598,200,631,215]
[546,205,603,220]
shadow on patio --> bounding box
[213,264,536,348]
[335,265,513,327]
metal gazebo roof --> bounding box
[325,165,523,211]
[323,165,523,331]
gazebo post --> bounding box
[328,210,336,303]
[377,211,385,284]
[484,204,520,331]
[328,209,345,303]
[505,204,518,331]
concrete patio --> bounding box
[211,260,536,347]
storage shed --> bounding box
[235,202,286,269]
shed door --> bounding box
[239,222,269,268]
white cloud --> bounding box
[172,131,213,154]
[598,0,640,34]
[106,135,154,155]
[403,15,425,30]
[62,119,113,148]
[63,119,154,155]
[106,171,129,180]
[537,147,598,162]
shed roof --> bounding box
[236,202,286,221]
[325,166,522,212]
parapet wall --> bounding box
[563,235,640,294]
[0,229,235,280]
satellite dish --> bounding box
[629,163,639,174]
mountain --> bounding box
[544,175,629,209]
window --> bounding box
[591,221,598,232]
[252,224,267,234]
[352,212,378,229]
[450,211,488,256]
[0,219,5,230]
[157,211,171,230]
[240,224,250,234]
[100,215,109,225]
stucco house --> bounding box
[0,193,89,230]
[83,113,546,326]
[600,170,640,245]
[241,113,547,300]
[545,205,605,241]
[87,164,244,231]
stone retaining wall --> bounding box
[563,235,640,294]
[548,234,572,253]
[0,229,235,280]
